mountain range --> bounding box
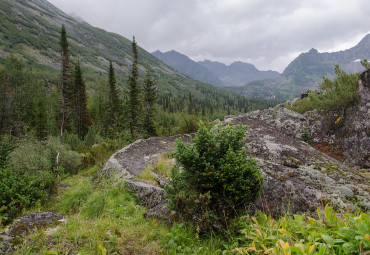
[153,36,370,100]
[226,35,370,100]
[152,50,280,87]
[0,0,259,113]
[2,0,369,103]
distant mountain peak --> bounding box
[308,48,318,54]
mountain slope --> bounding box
[230,35,370,100]
[0,0,264,113]
[152,50,222,86]
[151,50,280,87]
[199,60,280,86]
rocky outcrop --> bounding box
[96,134,191,216]
[97,70,370,219]
[0,211,65,254]
[222,114,369,215]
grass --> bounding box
[10,168,233,254]
[137,154,174,185]
[9,167,370,254]
[11,170,168,254]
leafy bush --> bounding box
[0,168,56,225]
[287,65,360,114]
[9,136,82,175]
[165,122,263,234]
[235,205,370,254]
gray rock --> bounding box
[0,211,65,254]
[125,179,165,208]
[95,134,192,217]
[144,200,174,222]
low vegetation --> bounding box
[286,65,361,115]
[166,122,264,234]
[236,205,370,254]
[8,170,369,254]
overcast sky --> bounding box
[48,0,370,72]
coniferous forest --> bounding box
[1,2,369,253]
[0,24,278,225]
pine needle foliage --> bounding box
[127,36,141,136]
[107,60,121,133]
[59,24,75,134]
[74,61,91,139]
[143,67,157,137]
[166,122,263,234]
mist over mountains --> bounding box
[152,50,280,87]
[153,35,370,100]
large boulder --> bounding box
[223,114,369,215]
[96,134,191,215]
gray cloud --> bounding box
[49,0,370,72]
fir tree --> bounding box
[108,60,121,133]
[143,67,157,137]
[0,71,9,136]
[33,95,47,141]
[74,61,91,139]
[188,91,193,115]
[127,36,141,136]
[59,24,74,136]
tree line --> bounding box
[0,25,157,141]
[0,25,278,143]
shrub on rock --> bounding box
[165,122,263,233]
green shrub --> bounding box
[287,65,360,114]
[165,122,263,234]
[0,168,56,225]
[9,136,82,175]
[300,128,311,144]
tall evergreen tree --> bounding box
[127,36,141,136]
[59,24,74,136]
[74,61,91,139]
[188,91,193,115]
[143,67,157,137]
[108,60,121,132]
[0,71,9,136]
[32,95,47,140]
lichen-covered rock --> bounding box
[222,114,369,216]
[0,211,65,254]
[95,134,192,213]
[96,134,191,179]
[125,179,165,208]
[144,200,173,222]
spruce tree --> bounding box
[0,71,9,136]
[108,60,121,133]
[127,36,141,136]
[59,24,74,136]
[188,91,193,115]
[74,61,91,139]
[33,95,47,140]
[143,67,157,137]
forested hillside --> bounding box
[0,0,277,126]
